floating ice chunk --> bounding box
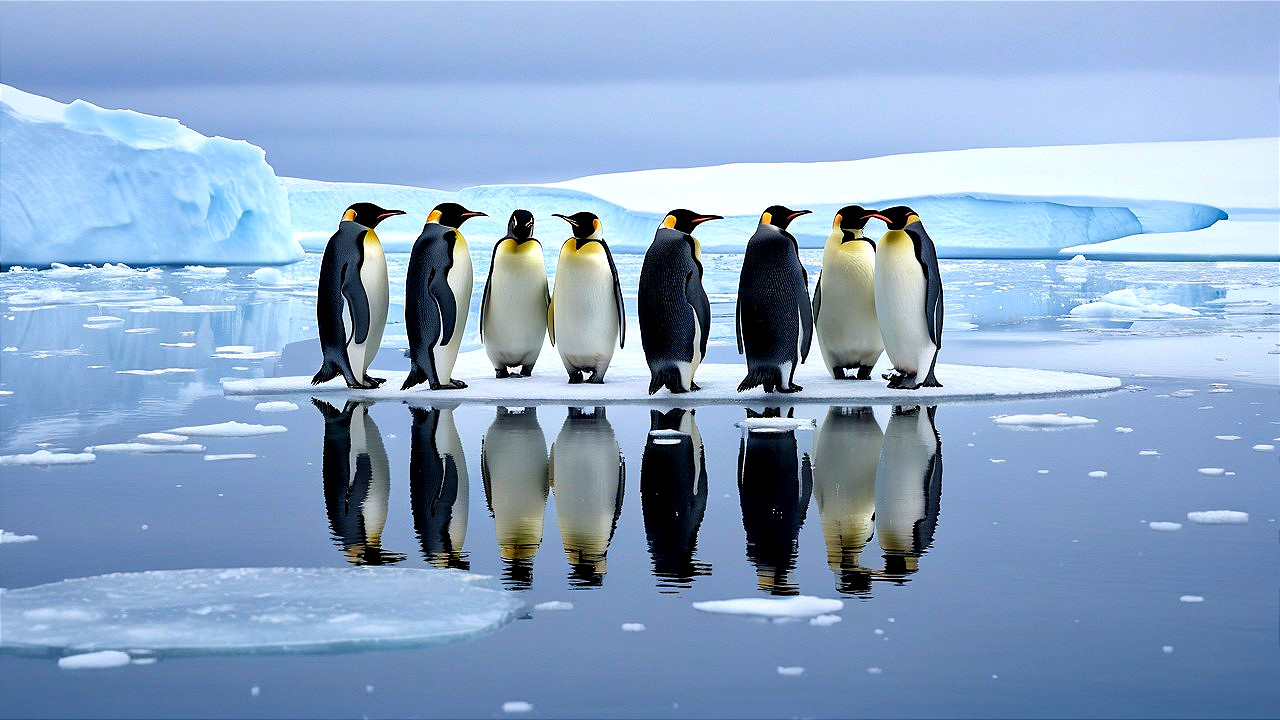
[1068,289,1200,319]
[1215,435,1241,441]
[1196,468,1225,476]
[251,686,260,697]
[3,347,16,352]
[867,667,883,675]
[164,421,286,437]
[86,443,205,454]
[1187,510,1248,525]
[135,432,189,444]
[1179,595,1205,603]
[735,417,816,432]
[1251,444,1274,452]
[0,567,522,655]
[621,623,646,632]
[992,413,1098,429]
[1115,427,1134,433]
[0,450,95,466]
[1088,471,1108,479]
[254,401,298,413]
[180,266,230,276]
[776,666,805,676]
[57,650,131,670]
[117,368,196,376]
[1148,522,1182,532]
[809,615,842,627]
[131,657,157,665]
[692,596,843,618]
[1,530,39,544]
[204,454,257,462]
[250,267,287,285]
[502,701,533,714]
[533,601,574,611]
[1139,450,1160,456]
[159,342,196,349]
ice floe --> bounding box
[1179,595,1205,603]
[1148,522,1182,532]
[1088,471,1108,479]
[502,701,533,714]
[692,596,843,619]
[253,401,299,413]
[203,454,257,462]
[1252,444,1275,452]
[1,529,39,544]
[991,413,1098,429]
[735,417,817,432]
[776,666,805,677]
[163,421,286,437]
[1069,289,1200,319]
[85,443,205,454]
[57,650,131,670]
[0,567,523,655]
[1196,468,1226,476]
[1186,510,1249,525]
[533,601,574,612]
[809,615,842,627]
[0,450,95,466]
[621,623,646,632]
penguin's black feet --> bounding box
[447,379,468,389]
[586,376,606,385]
[519,365,534,377]
[345,380,367,389]
[856,365,874,380]
[567,372,584,384]
[690,381,702,391]
[363,375,386,387]
[883,370,906,389]
[921,372,942,388]
[495,368,511,379]
[779,384,804,393]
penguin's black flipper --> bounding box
[911,224,945,349]
[479,239,502,343]
[734,300,744,355]
[812,273,823,324]
[798,277,814,363]
[601,239,626,348]
[341,232,372,345]
[685,270,711,359]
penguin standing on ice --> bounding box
[735,205,814,393]
[862,206,943,389]
[813,206,883,380]
[547,212,626,384]
[403,202,487,391]
[313,202,405,388]
[480,210,549,378]
[638,209,722,394]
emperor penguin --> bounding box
[409,405,470,569]
[480,210,549,378]
[481,406,549,590]
[813,406,883,595]
[735,205,814,393]
[876,405,943,581]
[638,209,722,394]
[549,407,625,587]
[641,408,710,589]
[862,206,944,389]
[547,212,626,384]
[402,202,487,391]
[313,202,405,388]
[737,409,813,595]
[813,206,884,380]
[314,398,405,566]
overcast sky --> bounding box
[2,1,1276,189]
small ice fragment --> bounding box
[365,685,374,694]
[3,346,16,352]
[204,454,257,462]
[776,666,805,676]
[1214,435,1241,441]
[1187,510,1248,524]
[1037,469,1050,474]
[693,596,843,618]
[165,421,286,437]
[1088,470,1108,479]
[1139,450,1160,456]
[989,458,1005,464]
[1196,468,1225,476]
[1148,522,1182,532]
[809,615,841,626]
[254,401,299,413]
[1161,646,1173,654]
[533,601,573,611]
[503,701,533,713]
[136,432,189,443]
[1252,444,1275,452]
[873,628,884,636]
[887,618,895,623]
[251,686,260,697]
[0,450,95,466]
[1,530,39,543]
[1179,595,1204,603]
[86,443,205,454]
[131,657,157,665]
[1115,427,1134,433]
[58,650,130,670]
[735,417,816,432]
[992,413,1097,428]
[621,623,646,632]
[867,667,883,675]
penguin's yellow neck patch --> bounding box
[342,209,357,222]
[832,214,842,231]
[662,214,678,229]
[427,209,443,224]
[760,211,773,226]
[907,213,920,226]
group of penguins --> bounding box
[313,201,944,394]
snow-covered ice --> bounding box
[0,450,95,466]
[692,597,844,619]
[204,454,257,462]
[533,601,574,612]
[85,443,205,454]
[0,567,523,655]
[621,623,646,632]
[56,650,131,670]
[502,701,533,714]
[1069,289,1200,319]
[164,421,286,437]
[0,85,297,267]
[254,401,299,413]
[1148,522,1183,532]
[1115,427,1134,434]
[1,530,39,544]
[809,615,842,627]
[1179,595,1205,603]
[135,432,189,444]
[776,666,805,676]
[1186,511,1249,525]
[1215,435,1242,441]
[1251,444,1274,452]
[991,413,1098,429]
[1196,468,1226,476]
[1088,471,1108,479]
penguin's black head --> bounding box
[553,211,603,242]
[342,202,405,229]
[834,205,874,232]
[661,209,723,234]
[427,202,487,228]
[760,205,812,230]
[862,205,921,231]
[506,209,536,241]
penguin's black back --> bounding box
[737,225,812,365]
[409,406,465,566]
[404,223,460,366]
[316,221,368,351]
[639,228,707,365]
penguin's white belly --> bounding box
[552,432,621,555]
[354,406,391,545]
[814,416,882,562]
[345,234,389,378]
[484,425,549,550]
[876,412,934,553]
[553,255,618,368]
[485,254,549,367]
[436,409,469,547]
[434,239,473,382]
[817,247,882,367]
[875,238,930,374]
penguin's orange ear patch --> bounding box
[760,212,773,226]
[832,214,842,229]
[342,209,357,222]
[662,214,678,229]
[592,218,601,233]
[427,209,443,224]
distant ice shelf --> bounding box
[0,567,523,656]
[222,346,1120,405]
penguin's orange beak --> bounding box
[787,210,813,221]
[552,213,574,226]
[462,211,488,219]
[693,214,723,226]
[376,210,406,220]
[861,212,891,223]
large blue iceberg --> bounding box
[0,85,299,268]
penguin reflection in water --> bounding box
[313,203,405,389]
[550,407,625,587]
[737,409,813,595]
[641,408,711,589]
[813,206,883,380]
[736,206,814,393]
[638,210,721,394]
[813,406,883,595]
[481,406,549,590]
[409,405,470,569]
[480,210,549,379]
[403,203,488,391]
[313,399,405,565]
[876,405,943,581]
[862,206,944,389]
[548,212,626,384]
